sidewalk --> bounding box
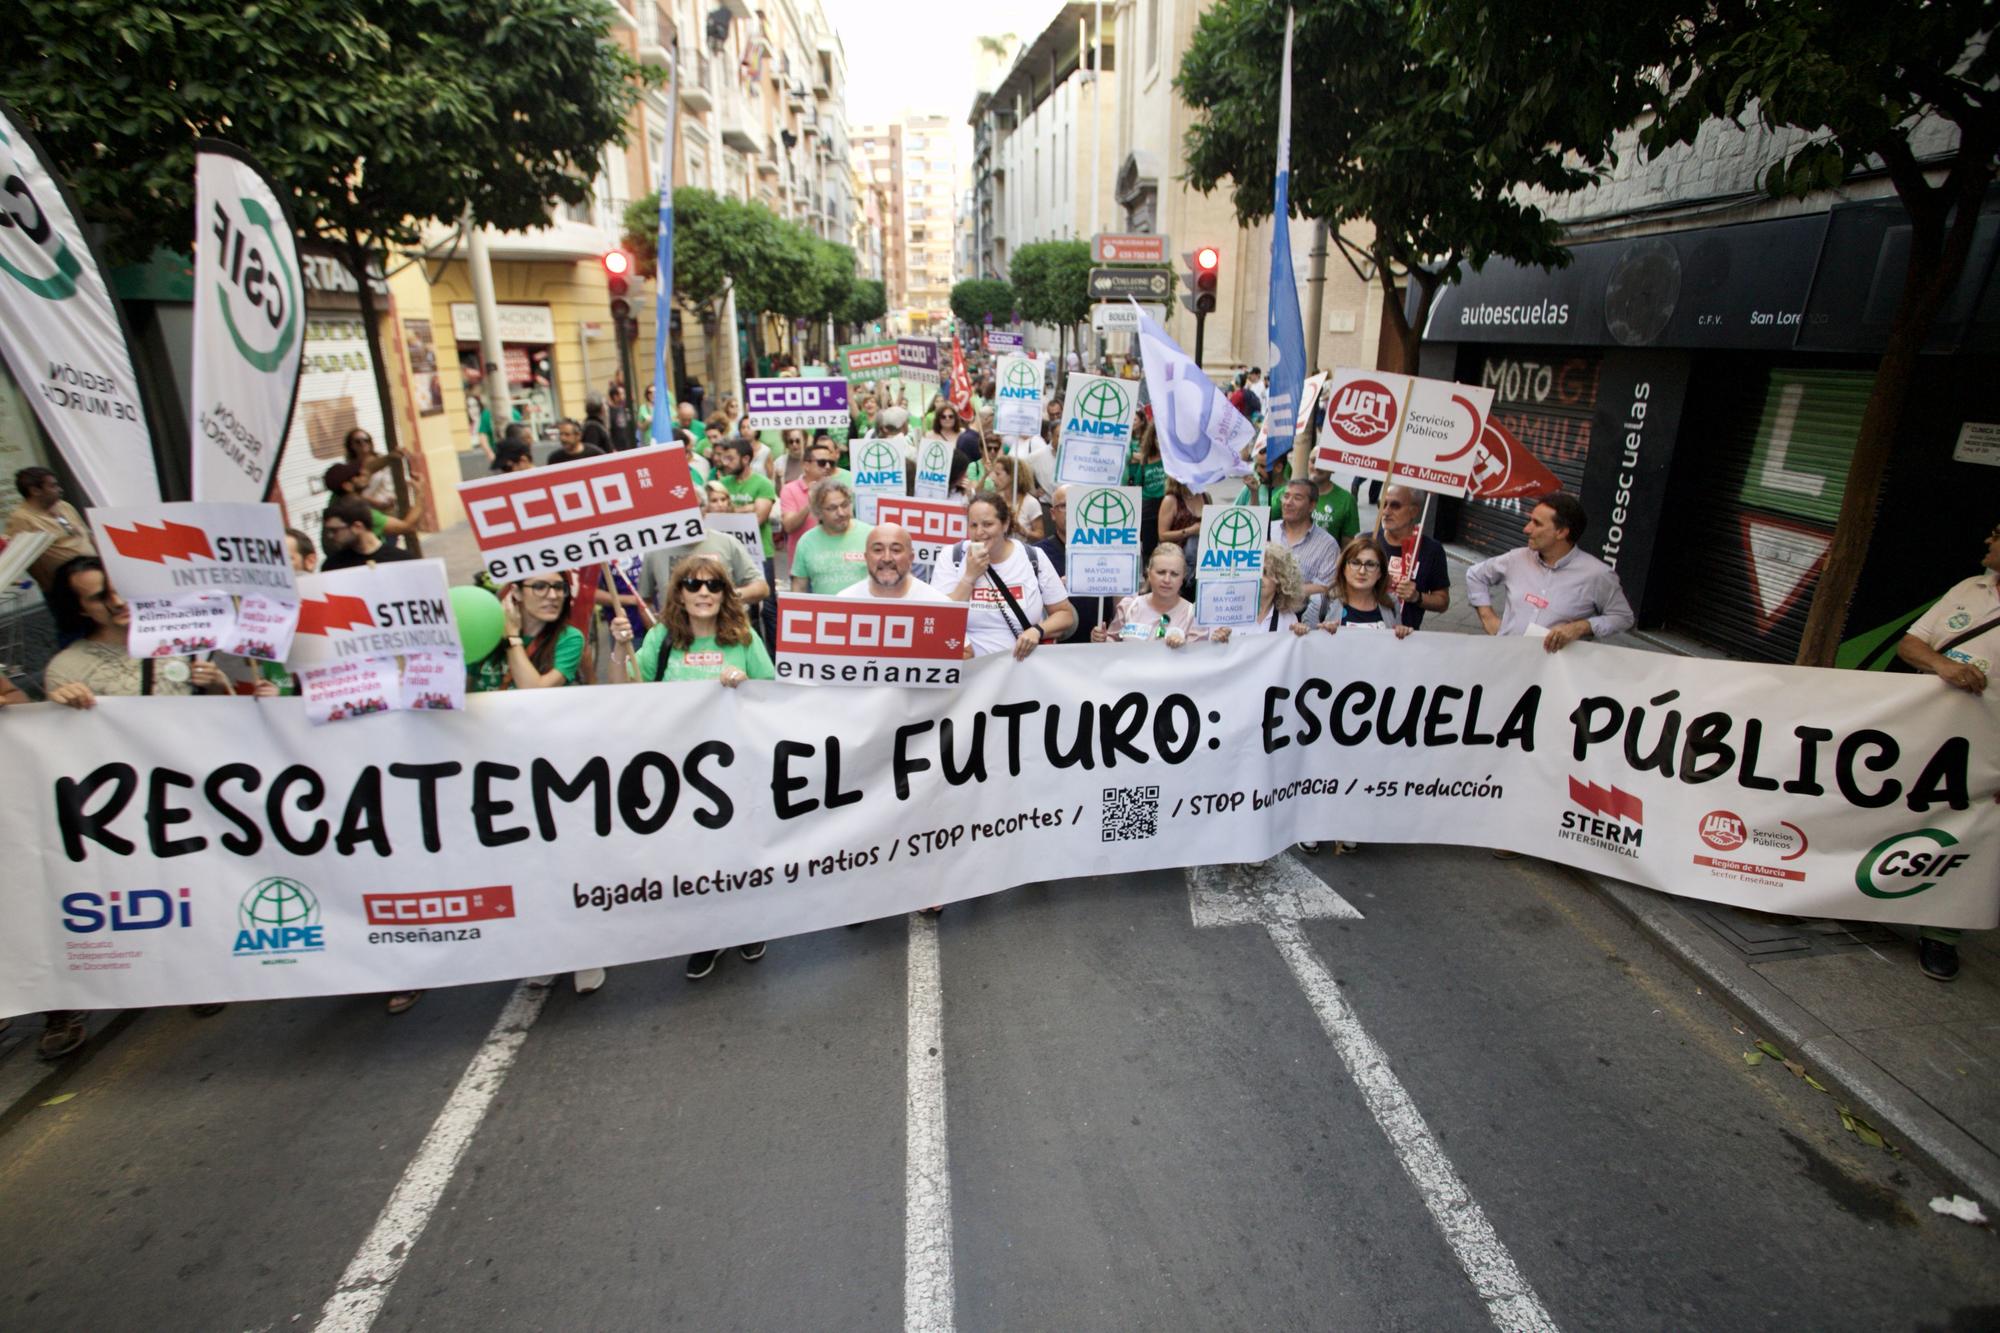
[1426,544,2000,1208]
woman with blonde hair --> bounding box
[1092,544,1210,646]
[1212,542,1315,641]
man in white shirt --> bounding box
[839,524,952,602]
[1892,520,2000,983]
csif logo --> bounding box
[1327,379,1399,445]
[1199,507,1264,571]
[0,127,81,301]
[209,187,299,372]
[1855,829,1970,900]
[63,887,192,933]
[1072,489,1137,545]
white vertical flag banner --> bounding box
[189,142,305,503]
[0,100,158,505]
[1135,303,1254,492]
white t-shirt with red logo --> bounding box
[934,540,1071,656]
[837,577,954,603]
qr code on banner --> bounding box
[1101,786,1160,842]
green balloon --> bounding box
[450,585,505,662]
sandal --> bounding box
[38,1010,87,1060]
[384,991,424,1015]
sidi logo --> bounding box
[1698,810,1746,851]
[63,887,192,933]
[469,472,635,539]
[1327,380,1398,445]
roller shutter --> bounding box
[1666,367,1873,661]
[1459,350,1600,557]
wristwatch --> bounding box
[508,636,525,648]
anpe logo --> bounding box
[469,471,635,539]
[62,888,192,933]
[1066,379,1131,436]
[1327,380,1399,445]
[363,886,516,926]
[1855,829,1970,900]
[210,193,299,372]
[1073,489,1137,545]
[0,128,81,301]
[1200,508,1264,571]
[1004,360,1039,388]
[918,441,950,475]
[233,876,325,958]
[858,440,903,473]
[1698,811,1746,851]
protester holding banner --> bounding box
[1374,484,1450,629]
[1891,521,2000,981]
[1211,543,1311,641]
[837,524,952,603]
[1273,479,1344,603]
[925,404,964,452]
[41,556,232,706]
[1465,492,1634,651]
[6,467,95,592]
[790,477,873,595]
[468,576,585,693]
[1093,546,1209,647]
[936,490,1075,658]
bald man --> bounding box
[838,523,953,602]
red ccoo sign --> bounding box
[1093,233,1170,264]
[774,593,969,688]
[456,445,704,582]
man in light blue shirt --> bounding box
[1464,492,1635,652]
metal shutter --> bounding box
[1667,367,1873,661]
[1459,350,1600,557]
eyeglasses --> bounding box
[1348,561,1383,571]
[678,576,729,594]
[521,580,565,594]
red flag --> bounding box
[948,334,975,421]
[1468,418,1562,500]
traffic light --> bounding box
[603,249,632,300]
[1181,246,1219,316]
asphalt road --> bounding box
[2,847,1995,1332]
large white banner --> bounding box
[189,143,305,502]
[0,101,157,506]
[3,635,1995,1012]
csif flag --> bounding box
[1133,302,1253,492]
[1263,6,1308,466]
[0,99,158,505]
[190,142,305,502]
[650,50,679,442]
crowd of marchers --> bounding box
[6,353,1993,1059]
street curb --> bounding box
[0,1009,141,1133]
[1577,869,2000,1211]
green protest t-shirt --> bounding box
[1313,487,1360,545]
[635,627,776,683]
[791,521,874,594]
[717,470,779,557]
[467,624,584,693]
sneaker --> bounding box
[1492,848,1523,860]
[573,967,606,995]
[37,1011,87,1061]
[1297,841,1322,854]
[738,942,767,963]
[1334,841,1359,855]
[686,950,719,980]
[188,1003,227,1017]
[385,990,424,1015]
[1919,938,1960,982]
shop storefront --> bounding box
[272,250,394,537]
[451,302,561,443]
[1418,199,2000,663]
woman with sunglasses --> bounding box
[608,552,773,979]
[780,438,844,550]
[925,403,963,449]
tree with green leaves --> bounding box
[1179,0,1625,373]
[950,278,1015,329]
[1422,0,1999,665]
[3,0,656,468]
[1009,240,1092,364]
[841,278,887,333]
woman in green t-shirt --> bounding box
[608,551,774,981]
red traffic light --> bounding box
[603,249,632,277]
[1194,246,1220,273]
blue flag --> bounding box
[1264,7,1308,467]
[650,53,678,443]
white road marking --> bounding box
[905,910,954,1333]
[1190,857,1558,1333]
[314,982,549,1333]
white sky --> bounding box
[818,0,1065,177]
